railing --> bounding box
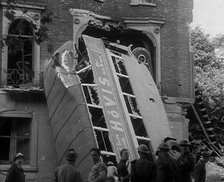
[3,69,44,89]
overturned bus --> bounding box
[44,9,173,178]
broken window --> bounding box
[76,54,95,84]
[130,117,148,137]
[83,85,100,106]
[88,106,107,128]
[123,94,141,116]
[0,117,31,164]
[7,19,34,87]
[118,76,134,95]
[95,129,113,153]
[75,40,94,84]
[78,69,94,84]
[112,56,127,76]
[80,55,116,161]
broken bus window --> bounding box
[83,85,100,105]
[112,56,128,76]
[88,106,107,128]
[123,94,141,116]
[95,129,113,153]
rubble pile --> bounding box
[206,159,224,182]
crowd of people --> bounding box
[5,137,211,182]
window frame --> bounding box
[1,2,45,88]
[0,117,31,164]
[79,70,117,163]
[0,111,37,172]
[7,20,35,87]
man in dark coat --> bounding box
[193,152,210,182]
[117,148,130,182]
[155,143,181,182]
[178,140,195,182]
[5,153,25,182]
[55,148,83,182]
[131,144,154,182]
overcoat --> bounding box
[178,151,195,182]
[155,153,181,182]
[5,164,25,182]
[193,159,206,182]
[131,158,154,182]
[55,163,83,182]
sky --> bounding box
[192,0,224,37]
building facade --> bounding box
[0,0,193,181]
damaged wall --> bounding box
[35,0,194,99]
[0,0,194,98]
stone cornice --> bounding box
[123,16,166,26]
[1,1,45,10]
[69,8,111,20]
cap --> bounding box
[137,144,150,154]
[13,153,24,161]
[163,137,177,143]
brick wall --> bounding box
[177,0,194,98]
[1,0,193,99]
[159,0,179,97]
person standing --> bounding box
[155,143,181,182]
[164,137,181,160]
[87,148,107,182]
[131,144,154,182]
[117,148,130,182]
[107,161,118,182]
[193,152,210,182]
[55,148,83,182]
[5,153,25,182]
[178,140,195,182]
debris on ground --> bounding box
[206,158,224,182]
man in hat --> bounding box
[131,144,154,182]
[193,152,210,182]
[5,153,25,182]
[87,148,107,182]
[155,143,181,182]
[178,140,195,182]
[164,137,181,160]
[55,148,83,182]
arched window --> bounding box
[7,19,34,87]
